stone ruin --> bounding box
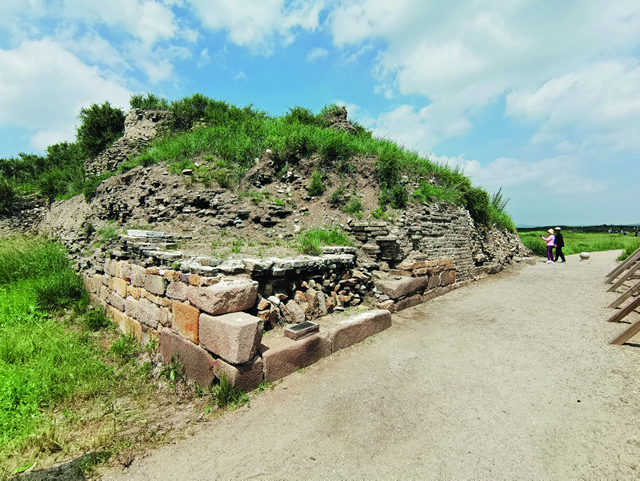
[6,107,535,392]
[84,108,172,176]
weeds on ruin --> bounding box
[211,375,249,410]
[297,226,354,256]
[343,196,363,218]
[307,170,325,197]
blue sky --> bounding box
[0,0,639,227]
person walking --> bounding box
[554,227,566,263]
[541,229,555,263]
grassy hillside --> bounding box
[0,93,515,232]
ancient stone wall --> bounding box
[83,239,467,390]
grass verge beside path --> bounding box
[519,231,640,260]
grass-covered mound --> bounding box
[0,93,516,231]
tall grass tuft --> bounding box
[298,227,354,256]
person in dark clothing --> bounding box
[554,227,566,263]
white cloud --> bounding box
[233,71,248,82]
[373,104,472,152]
[186,0,324,54]
[0,39,132,150]
[330,0,640,150]
[307,47,328,62]
[506,60,640,152]
[432,154,605,196]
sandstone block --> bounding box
[131,264,146,288]
[330,309,392,351]
[166,281,188,301]
[126,296,160,328]
[375,276,429,300]
[189,274,202,286]
[145,274,167,296]
[105,305,127,332]
[172,301,200,344]
[317,291,327,317]
[325,295,335,313]
[187,279,258,316]
[146,268,160,275]
[109,291,126,311]
[441,269,456,286]
[100,284,110,302]
[304,288,320,319]
[294,291,311,318]
[257,298,270,310]
[284,300,306,324]
[112,277,129,298]
[394,294,423,312]
[164,270,180,282]
[376,300,395,311]
[105,259,117,276]
[127,285,141,300]
[262,332,331,383]
[142,289,163,306]
[213,356,264,392]
[119,262,132,278]
[159,328,215,387]
[199,312,263,364]
[160,306,173,327]
[124,317,142,341]
[428,274,441,289]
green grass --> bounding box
[298,226,354,256]
[518,231,640,258]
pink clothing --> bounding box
[542,234,555,246]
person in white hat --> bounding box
[554,227,566,263]
[541,229,555,263]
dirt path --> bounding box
[102,251,640,480]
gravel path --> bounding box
[103,251,640,480]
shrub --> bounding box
[330,185,347,206]
[307,170,325,196]
[83,307,111,331]
[129,93,169,110]
[463,187,490,226]
[0,175,16,213]
[76,102,126,157]
[380,184,408,210]
[343,196,363,217]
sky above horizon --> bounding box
[0,0,639,227]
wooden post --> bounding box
[605,248,640,283]
[607,261,640,292]
[609,280,640,309]
[611,317,640,345]
[606,296,640,323]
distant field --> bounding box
[518,230,640,260]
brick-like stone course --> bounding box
[330,310,392,351]
[159,328,215,387]
[199,312,263,364]
[261,332,332,383]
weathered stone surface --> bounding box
[374,276,430,300]
[325,296,335,313]
[330,309,392,351]
[127,285,141,300]
[89,293,105,307]
[109,291,126,311]
[294,291,311,317]
[441,269,456,286]
[213,356,264,392]
[189,274,202,286]
[283,300,306,324]
[105,259,117,276]
[105,305,127,331]
[145,274,167,296]
[100,284,110,302]
[112,277,129,298]
[187,279,258,316]
[164,270,180,282]
[199,312,263,365]
[428,274,441,289]
[125,296,160,328]
[262,332,331,383]
[304,288,320,319]
[166,281,188,301]
[83,274,99,294]
[317,291,327,317]
[394,294,423,312]
[131,264,146,287]
[257,298,270,310]
[375,299,395,311]
[159,328,215,387]
[119,262,132,278]
[172,301,200,344]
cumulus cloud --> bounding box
[186,0,324,54]
[0,39,131,150]
[330,0,640,150]
[307,47,328,62]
